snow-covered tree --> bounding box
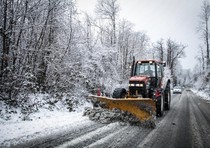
[95,0,120,46]
[197,0,210,69]
[152,39,165,61]
[152,38,186,85]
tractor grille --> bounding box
[129,81,146,97]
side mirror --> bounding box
[162,61,166,67]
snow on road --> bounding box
[1,89,209,147]
[0,108,92,146]
[191,89,210,102]
[85,125,129,148]
[55,122,122,148]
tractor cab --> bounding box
[135,61,156,77]
[129,59,164,98]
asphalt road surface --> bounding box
[13,90,210,148]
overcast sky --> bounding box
[77,0,203,70]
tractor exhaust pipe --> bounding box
[130,56,135,77]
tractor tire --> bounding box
[156,94,164,117]
[112,88,126,98]
[164,90,171,110]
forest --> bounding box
[0,0,209,115]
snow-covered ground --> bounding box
[0,103,93,147]
[191,89,210,102]
[1,89,210,147]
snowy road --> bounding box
[4,90,210,148]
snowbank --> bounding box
[0,104,92,147]
[191,89,210,102]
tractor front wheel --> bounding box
[112,88,126,98]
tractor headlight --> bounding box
[136,83,143,87]
[129,83,135,87]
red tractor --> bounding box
[89,58,171,121]
[112,58,171,117]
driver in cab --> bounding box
[144,65,154,77]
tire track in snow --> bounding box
[2,116,93,147]
[12,120,104,148]
[84,125,129,148]
[55,122,122,148]
[106,126,151,148]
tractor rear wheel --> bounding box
[156,94,164,117]
[164,90,171,110]
[112,88,126,98]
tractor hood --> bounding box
[129,76,150,83]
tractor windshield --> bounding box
[135,62,155,77]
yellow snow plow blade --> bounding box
[88,95,156,121]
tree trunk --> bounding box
[205,17,210,68]
[1,0,9,79]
